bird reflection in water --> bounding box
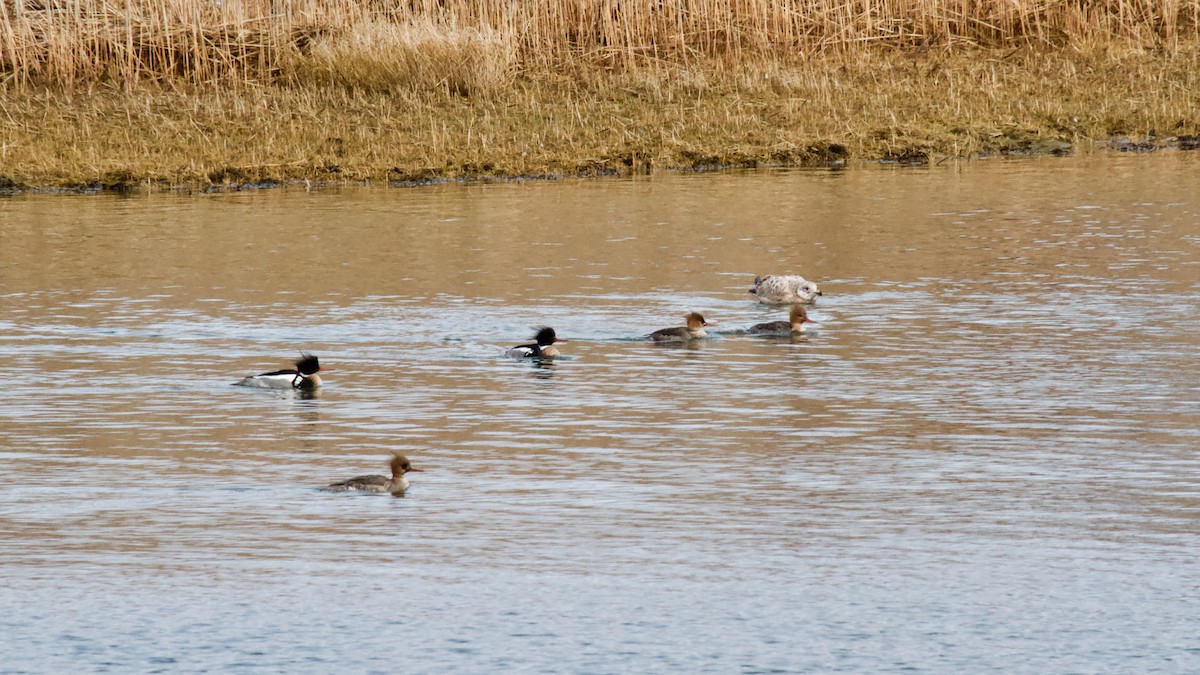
[528,358,557,379]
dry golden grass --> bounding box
[1,1,1198,189]
[3,0,1198,87]
[286,19,514,96]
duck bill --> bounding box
[406,468,424,472]
[554,338,568,343]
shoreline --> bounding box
[2,136,1198,197]
[2,48,1198,195]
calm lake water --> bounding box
[1,151,1198,673]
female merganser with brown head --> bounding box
[506,327,567,358]
[746,305,817,335]
[749,275,823,304]
[324,454,422,496]
[649,312,714,342]
[235,353,323,390]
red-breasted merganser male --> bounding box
[649,312,714,342]
[324,454,422,495]
[235,354,323,390]
[746,305,817,335]
[506,327,567,358]
[749,275,823,304]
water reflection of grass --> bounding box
[1,1,1197,190]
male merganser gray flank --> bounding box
[506,327,567,358]
[235,353,323,390]
[746,305,817,335]
[649,312,714,342]
[749,275,823,304]
[324,454,422,496]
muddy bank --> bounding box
[3,134,1198,196]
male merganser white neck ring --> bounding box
[235,353,323,390]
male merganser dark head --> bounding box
[234,353,324,390]
[294,354,321,384]
[506,326,568,358]
[324,453,423,496]
[649,312,714,342]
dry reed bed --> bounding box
[1,1,1199,189]
[3,0,1199,87]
